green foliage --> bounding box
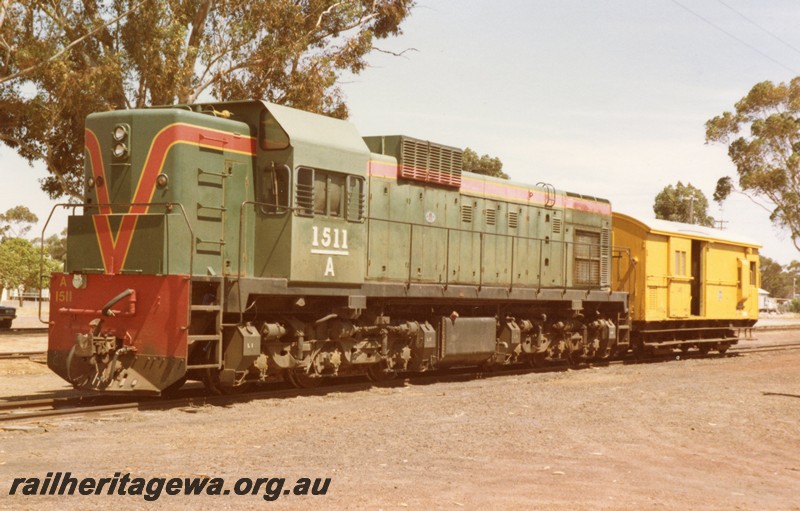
[713,176,733,203]
[462,148,508,179]
[0,237,61,292]
[759,256,795,299]
[0,205,38,239]
[652,182,714,227]
[706,78,800,251]
[44,228,67,263]
[0,0,415,199]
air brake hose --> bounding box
[102,288,134,317]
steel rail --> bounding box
[3,342,800,424]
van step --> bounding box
[188,334,221,345]
[191,305,221,312]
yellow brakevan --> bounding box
[612,212,759,355]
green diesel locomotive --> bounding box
[47,100,629,394]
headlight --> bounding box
[113,125,128,141]
[87,176,95,189]
[113,143,128,158]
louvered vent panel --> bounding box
[485,208,497,226]
[398,137,462,188]
[552,218,562,233]
[461,205,473,223]
[648,287,659,310]
[600,227,611,287]
[508,211,519,229]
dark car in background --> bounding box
[0,305,16,329]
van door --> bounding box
[668,237,691,318]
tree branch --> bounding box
[372,46,418,58]
[0,0,10,34]
[189,58,267,103]
[316,2,344,29]
[0,0,147,86]
[308,12,379,46]
[178,0,212,104]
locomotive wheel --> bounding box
[284,369,321,389]
[202,369,250,395]
[716,343,731,354]
[526,352,548,368]
[202,369,223,395]
[697,344,711,355]
[566,348,584,367]
[366,362,396,383]
[632,341,645,361]
[161,376,187,397]
[65,345,95,389]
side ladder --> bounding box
[186,277,224,370]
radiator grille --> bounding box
[574,230,601,286]
[399,137,462,188]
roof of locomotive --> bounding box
[614,212,761,248]
[262,101,370,157]
[458,170,613,215]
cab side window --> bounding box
[296,167,314,216]
[346,176,365,221]
[296,167,362,221]
[256,165,290,214]
[259,110,290,151]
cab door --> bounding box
[668,237,691,318]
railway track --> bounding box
[729,341,800,354]
[0,351,46,361]
[2,341,800,425]
[0,327,48,336]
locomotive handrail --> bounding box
[612,246,637,311]
[38,202,195,325]
[229,203,622,323]
[235,200,298,323]
[363,216,609,294]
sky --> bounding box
[3,0,800,263]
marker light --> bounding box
[156,174,169,188]
[113,143,128,158]
[87,176,95,189]
[113,125,128,141]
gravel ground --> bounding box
[0,330,799,510]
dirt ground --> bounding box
[0,331,799,510]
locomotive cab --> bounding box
[47,101,371,393]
